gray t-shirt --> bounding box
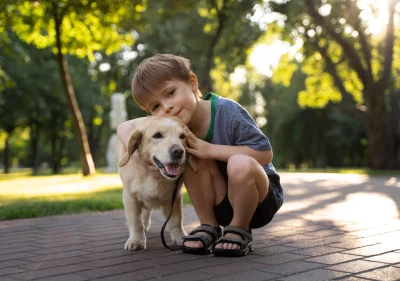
[202,93,283,208]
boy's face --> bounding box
[143,76,198,125]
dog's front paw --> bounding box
[170,229,187,245]
[124,239,146,251]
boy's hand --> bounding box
[184,127,211,159]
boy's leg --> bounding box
[183,158,226,249]
[214,154,269,250]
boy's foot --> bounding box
[213,233,241,250]
[212,225,254,256]
[181,224,221,255]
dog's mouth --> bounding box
[153,157,181,179]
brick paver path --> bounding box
[1,173,400,281]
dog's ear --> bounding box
[187,154,198,174]
[119,130,142,167]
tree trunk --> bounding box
[367,86,387,169]
[30,120,40,175]
[3,135,10,174]
[51,132,65,174]
[201,1,227,93]
[54,11,95,176]
[387,90,400,168]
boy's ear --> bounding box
[189,73,198,92]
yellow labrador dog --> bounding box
[118,116,196,251]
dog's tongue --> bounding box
[165,164,180,176]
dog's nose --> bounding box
[170,145,184,160]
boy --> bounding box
[117,54,283,257]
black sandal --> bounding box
[181,224,222,255]
[212,225,255,257]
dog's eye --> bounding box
[153,132,163,139]
[179,133,185,139]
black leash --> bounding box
[160,175,183,251]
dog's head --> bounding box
[119,116,197,180]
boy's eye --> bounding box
[153,132,163,139]
[168,89,175,96]
[152,104,159,112]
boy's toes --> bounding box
[183,240,203,249]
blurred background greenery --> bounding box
[0,0,399,176]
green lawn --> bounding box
[0,170,191,220]
[1,167,397,220]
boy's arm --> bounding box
[184,127,272,165]
[209,144,272,165]
[116,117,147,150]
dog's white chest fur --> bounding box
[131,177,176,209]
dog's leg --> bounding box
[142,208,151,232]
[161,194,187,245]
[123,189,146,250]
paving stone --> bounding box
[23,250,91,262]
[78,261,154,279]
[251,253,309,265]
[305,253,361,265]
[350,224,400,238]
[327,260,387,273]
[199,261,266,276]
[0,266,26,276]
[343,243,400,257]
[365,252,400,264]
[0,276,21,281]
[32,273,89,281]
[0,252,36,262]
[18,256,93,270]
[291,245,343,256]
[334,276,373,280]
[258,261,323,275]
[9,264,91,280]
[278,268,348,281]
[147,270,217,281]
[251,245,296,256]
[207,270,280,281]
[355,265,400,281]
[0,259,30,269]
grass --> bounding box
[1,167,398,220]
[0,170,191,220]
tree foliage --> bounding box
[269,0,400,169]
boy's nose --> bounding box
[166,105,173,113]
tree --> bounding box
[120,0,264,97]
[1,0,138,175]
[270,0,400,169]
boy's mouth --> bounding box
[174,109,182,116]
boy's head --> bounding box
[131,54,201,112]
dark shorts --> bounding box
[213,173,282,229]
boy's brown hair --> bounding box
[131,54,199,111]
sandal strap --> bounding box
[222,225,253,241]
[188,224,221,240]
[181,234,211,248]
[215,236,249,249]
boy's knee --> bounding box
[227,154,254,182]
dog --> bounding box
[118,116,197,251]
